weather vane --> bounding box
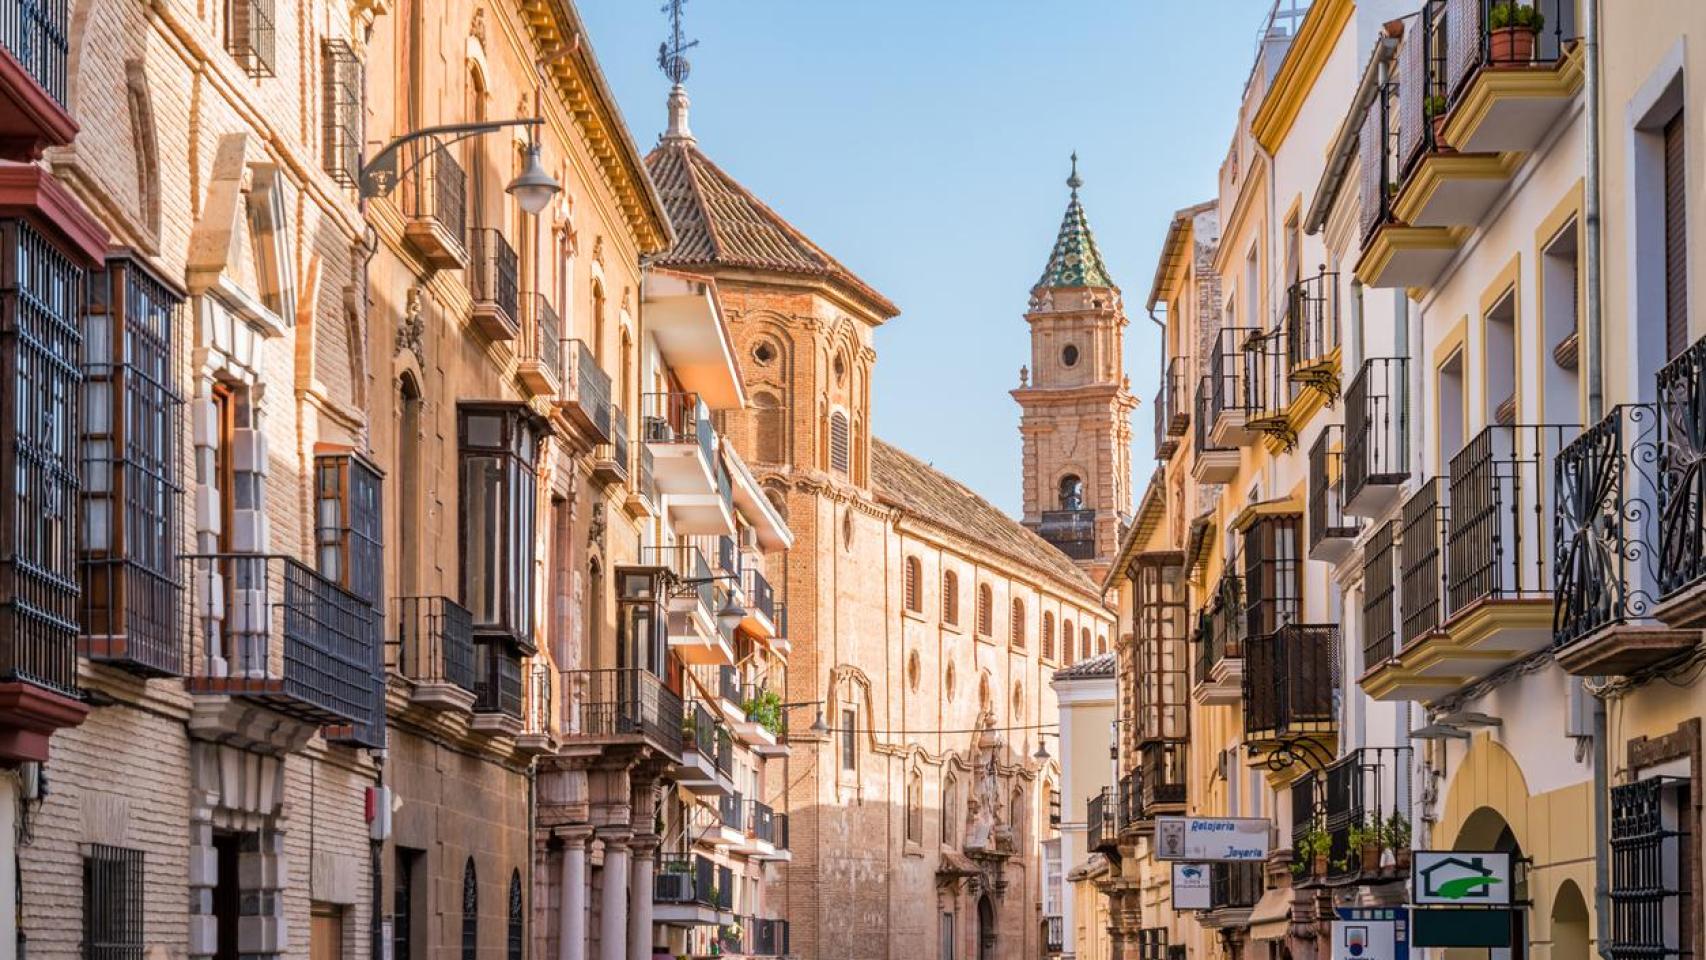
[658,0,699,85]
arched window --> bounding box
[507,870,523,960]
[1097,633,1108,655]
[942,571,959,626]
[1058,474,1084,511]
[942,776,958,846]
[904,556,922,613]
[906,771,923,843]
[1042,611,1055,660]
[976,584,993,637]
[397,374,424,596]
[590,280,605,361]
[1009,789,1026,848]
[1010,598,1026,648]
[754,391,784,464]
[1081,628,1092,661]
[1063,619,1075,663]
[829,410,850,475]
[461,858,477,960]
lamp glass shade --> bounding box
[507,144,560,215]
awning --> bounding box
[1247,884,1292,941]
[1230,495,1305,533]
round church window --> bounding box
[1062,344,1080,367]
[753,341,776,365]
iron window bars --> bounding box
[320,40,362,188]
[79,251,186,678]
[1362,521,1399,666]
[1343,358,1410,513]
[1607,776,1690,960]
[1309,425,1361,554]
[1,0,71,107]
[83,844,144,960]
[224,0,276,79]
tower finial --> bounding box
[657,0,700,142]
[1067,152,1082,194]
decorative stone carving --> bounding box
[395,285,425,365]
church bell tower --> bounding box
[1012,157,1136,582]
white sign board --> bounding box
[1410,851,1513,906]
[1332,907,1408,960]
[1154,816,1271,861]
[1171,863,1211,910]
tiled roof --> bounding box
[1037,165,1115,290]
[871,438,1100,597]
[1053,652,1116,681]
[644,138,899,318]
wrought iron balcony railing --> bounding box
[1193,377,1233,458]
[643,544,714,618]
[1362,522,1399,665]
[391,595,476,692]
[751,917,790,957]
[1037,509,1096,560]
[184,554,380,727]
[518,294,562,390]
[1447,423,1577,614]
[564,668,682,755]
[1308,425,1359,555]
[748,799,776,844]
[1286,271,1340,394]
[1242,624,1338,743]
[1554,404,1664,650]
[1045,915,1064,953]
[1246,326,1297,445]
[1397,0,1448,179]
[743,566,776,624]
[472,640,522,719]
[1209,327,1258,425]
[399,145,467,266]
[468,228,519,334]
[1293,746,1414,884]
[1446,0,1578,104]
[1136,741,1187,818]
[1155,356,1191,458]
[2,0,71,109]
[561,339,614,442]
[654,853,717,908]
[1400,479,1450,646]
[1115,770,1139,832]
[683,698,719,762]
[1343,358,1410,513]
[642,390,715,467]
[1193,573,1245,687]
[720,790,744,831]
[1087,787,1114,852]
[1657,336,1706,602]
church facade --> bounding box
[644,88,1126,959]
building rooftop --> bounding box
[1052,651,1116,681]
[1036,156,1116,291]
[871,438,1101,598]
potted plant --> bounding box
[1488,1,1545,64]
[741,688,786,738]
[1424,93,1450,146]
[1295,822,1332,879]
[1382,810,1413,870]
[1346,821,1382,874]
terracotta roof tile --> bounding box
[871,438,1100,597]
[1053,651,1116,681]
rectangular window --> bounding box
[224,0,277,78]
[394,848,421,960]
[320,39,362,188]
[79,252,185,677]
[1609,776,1690,960]
[315,452,384,606]
[1243,514,1302,636]
[1665,111,1688,359]
[939,912,954,960]
[84,844,144,960]
[840,708,857,772]
[459,404,542,652]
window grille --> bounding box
[321,39,362,187]
[506,870,523,960]
[225,0,276,78]
[1010,598,1025,648]
[461,858,477,960]
[1609,776,1690,960]
[84,845,144,960]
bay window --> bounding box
[458,403,542,653]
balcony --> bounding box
[749,917,790,956]
[1208,327,1258,446]
[184,554,382,749]
[1192,573,1244,705]
[1246,326,1298,449]
[645,545,733,666]
[1655,338,1706,627]
[1192,378,1239,483]
[1308,425,1360,563]
[677,699,734,794]
[467,228,519,340]
[399,145,467,270]
[1242,624,1338,755]
[718,790,746,845]
[1045,915,1064,954]
[1287,271,1341,402]
[1154,356,1190,459]
[591,406,629,487]
[1131,742,1187,824]
[733,798,777,856]
[732,682,784,753]
[1037,509,1096,561]
[1087,787,1118,855]
[471,640,522,735]
[1362,521,1399,668]
[1553,404,1699,674]
[623,442,660,518]
[1290,746,1413,887]
[516,294,562,397]
[1356,75,1460,291]
[643,391,733,533]
[756,812,791,862]
[0,0,77,159]
[561,668,683,758]
[561,339,614,445]
[741,566,778,639]
[390,595,477,713]
[1343,359,1410,517]
[1365,425,1575,700]
[1439,0,1583,155]
[654,853,721,926]
[514,660,555,756]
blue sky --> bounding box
[580,0,1276,515]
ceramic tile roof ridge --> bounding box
[1053,651,1116,681]
[1037,185,1117,291]
[644,138,900,319]
[869,437,1101,598]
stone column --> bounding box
[558,827,592,960]
[627,834,658,960]
[597,828,631,960]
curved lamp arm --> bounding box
[359,118,544,199]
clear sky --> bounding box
[579,0,1278,515]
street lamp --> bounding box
[359,118,561,211]
[507,141,560,215]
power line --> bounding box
[818,721,1063,738]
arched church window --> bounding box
[976,584,993,637]
[906,771,923,842]
[1081,628,1092,661]
[1097,633,1108,655]
[829,410,850,475]
[904,556,922,612]
[754,391,783,464]
[1042,612,1055,660]
[507,870,523,960]
[1009,598,1025,648]
[1063,619,1075,664]
[942,571,959,626]
[942,776,959,845]
[1058,475,1084,511]
[461,858,477,960]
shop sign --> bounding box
[1410,850,1512,906]
[1154,816,1271,861]
[1171,862,1211,910]
[1332,906,1409,960]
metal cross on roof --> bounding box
[657,0,699,85]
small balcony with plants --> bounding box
[1289,746,1413,888]
[735,684,786,756]
[1342,358,1411,517]
[1192,377,1239,483]
[467,228,520,340]
[1308,425,1361,564]
[1553,401,1699,674]
[676,699,735,795]
[1355,72,1460,291]
[654,853,722,927]
[1208,327,1259,447]
[1154,356,1191,459]
[1437,0,1583,156]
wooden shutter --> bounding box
[1665,112,1689,359]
